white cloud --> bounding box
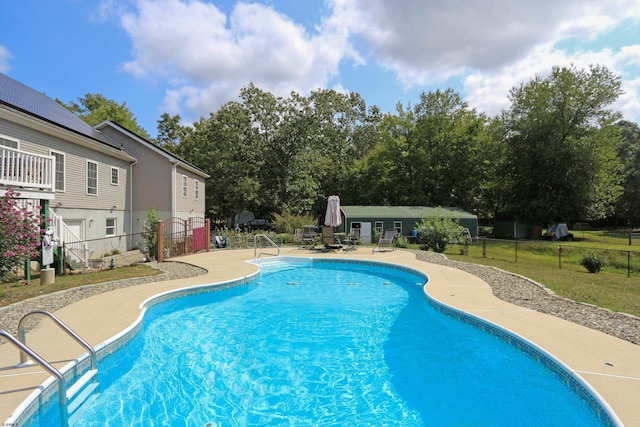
[0,45,12,73]
[112,0,640,123]
[462,42,640,121]
[117,0,357,120]
[340,0,640,86]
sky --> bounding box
[2,0,640,138]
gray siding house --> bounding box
[95,121,209,237]
[0,72,208,268]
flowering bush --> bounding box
[0,188,42,281]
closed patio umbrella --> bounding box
[324,195,342,227]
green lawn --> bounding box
[0,264,162,307]
[433,230,640,317]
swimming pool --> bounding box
[19,257,618,426]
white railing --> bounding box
[50,210,89,268]
[0,146,54,191]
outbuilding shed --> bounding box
[339,206,478,244]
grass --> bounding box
[0,264,162,308]
[432,230,640,317]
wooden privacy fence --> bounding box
[157,217,210,262]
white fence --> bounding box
[0,146,54,191]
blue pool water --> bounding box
[27,259,612,426]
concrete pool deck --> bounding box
[0,248,639,425]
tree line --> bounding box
[60,64,640,228]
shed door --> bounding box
[360,222,372,244]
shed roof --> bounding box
[340,206,477,219]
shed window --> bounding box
[394,221,403,235]
[374,221,383,235]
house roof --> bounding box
[0,72,125,151]
[340,205,477,219]
[95,121,210,178]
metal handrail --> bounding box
[254,234,280,258]
[18,310,97,370]
[0,330,68,427]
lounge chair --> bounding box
[302,225,319,248]
[321,226,342,250]
[376,230,397,252]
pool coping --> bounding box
[0,248,639,425]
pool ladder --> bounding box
[1,310,99,427]
[253,233,280,259]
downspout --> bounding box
[171,161,177,217]
[129,158,138,242]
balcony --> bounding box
[0,146,54,193]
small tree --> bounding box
[0,189,42,281]
[414,211,463,253]
[142,208,161,260]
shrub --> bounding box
[580,252,605,273]
[395,235,409,248]
[273,210,317,234]
[414,210,463,253]
[142,208,160,260]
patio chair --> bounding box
[302,225,319,248]
[293,228,304,246]
[376,230,397,252]
[343,228,360,250]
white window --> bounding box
[51,151,65,192]
[0,135,18,149]
[194,180,200,200]
[111,167,119,185]
[182,175,188,198]
[374,221,383,235]
[87,161,98,195]
[394,221,403,235]
[106,218,116,236]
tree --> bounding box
[501,65,624,224]
[176,101,262,223]
[352,89,488,212]
[615,120,640,226]
[57,93,151,139]
[155,113,186,153]
[0,189,42,281]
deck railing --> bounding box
[0,146,54,191]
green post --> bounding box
[41,199,50,273]
[558,245,562,269]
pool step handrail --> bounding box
[254,233,280,259]
[16,310,100,426]
[0,330,69,427]
[18,310,98,370]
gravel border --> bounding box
[1,253,638,347]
